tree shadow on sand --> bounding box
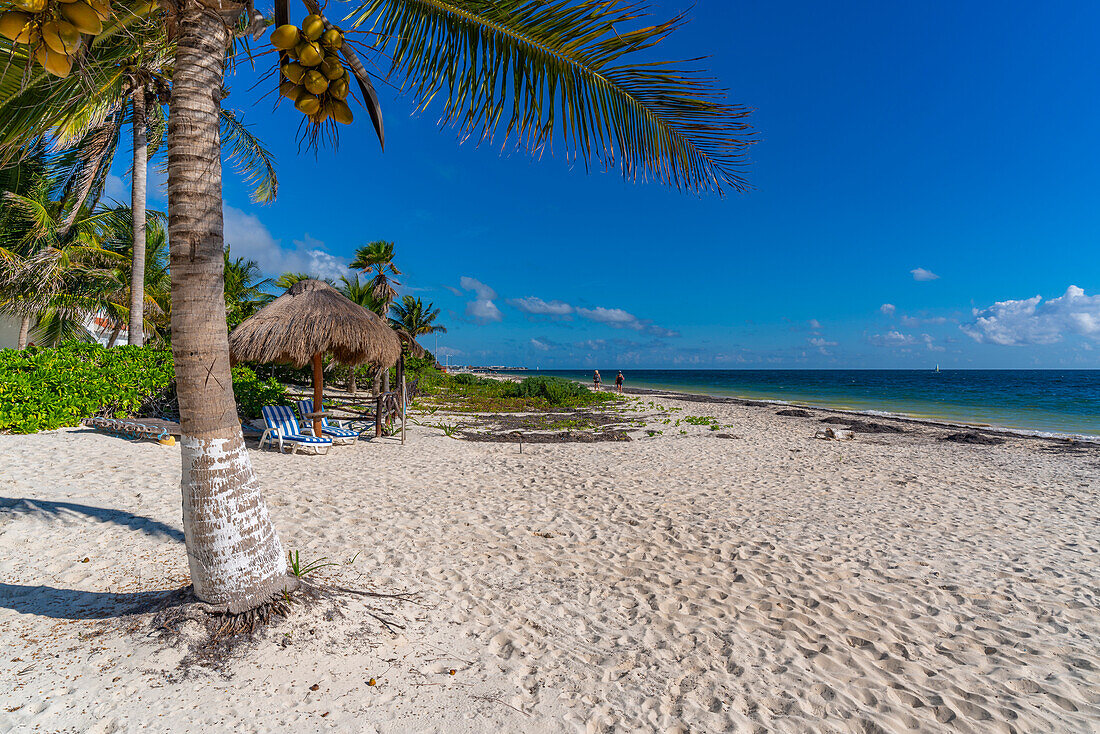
[0,497,186,620]
[0,583,184,620]
[0,497,184,542]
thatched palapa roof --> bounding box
[229,279,403,368]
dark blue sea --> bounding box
[531,369,1100,438]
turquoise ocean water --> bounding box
[530,370,1100,438]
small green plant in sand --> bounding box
[287,550,340,578]
[685,415,719,426]
[435,422,461,438]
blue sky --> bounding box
[108,1,1100,368]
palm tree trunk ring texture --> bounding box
[167,1,292,613]
[128,84,148,346]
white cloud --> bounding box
[923,334,945,352]
[808,336,837,355]
[459,276,503,323]
[509,297,574,317]
[575,306,636,325]
[459,276,496,300]
[869,330,918,347]
[443,285,464,297]
[961,285,1100,346]
[575,306,680,337]
[808,319,822,329]
[530,338,553,351]
[223,204,348,280]
[911,268,940,282]
[880,303,896,316]
[901,314,949,327]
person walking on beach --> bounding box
[615,371,624,394]
[593,370,601,391]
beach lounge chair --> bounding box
[296,399,361,444]
[259,405,333,454]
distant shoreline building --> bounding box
[0,313,132,349]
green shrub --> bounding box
[502,376,593,405]
[450,372,496,386]
[231,366,289,419]
[0,343,290,433]
[0,343,175,434]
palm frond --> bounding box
[220,108,279,203]
[347,0,755,193]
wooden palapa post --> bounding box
[311,353,324,437]
[375,367,383,438]
[399,354,407,445]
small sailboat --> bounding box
[934,364,940,373]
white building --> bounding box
[0,313,130,349]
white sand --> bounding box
[2,395,1099,733]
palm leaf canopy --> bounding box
[347,0,755,193]
[229,278,402,368]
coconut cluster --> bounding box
[0,0,111,77]
[271,14,353,125]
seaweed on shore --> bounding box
[454,410,635,443]
[777,409,812,417]
[820,417,906,434]
[940,432,1006,446]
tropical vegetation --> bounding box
[1,0,753,615]
[0,342,286,434]
[390,295,445,338]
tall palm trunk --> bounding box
[128,85,148,346]
[167,4,290,613]
[17,315,30,349]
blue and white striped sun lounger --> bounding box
[296,399,360,444]
[259,405,332,454]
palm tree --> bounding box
[390,295,446,338]
[272,272,313,291]
[349,240,401,312]
[349,241,402,392]
[4,0,754,614]
[335,273,384,393]
[339,273,382,313]
[165,0,753,614]
[0,171,126,346]
[224,250,274,331]
[0,11,276,350]
[99,207,172,344]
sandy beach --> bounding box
[2,392,1099,733]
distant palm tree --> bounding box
[349,241,401,312]
[272,272,313,291]
[99,208,172,345]
[0,171,125,347]
[338,273,384,393]
[223,250,273,331]
[390,295,446,338]
[339,273,383,314]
